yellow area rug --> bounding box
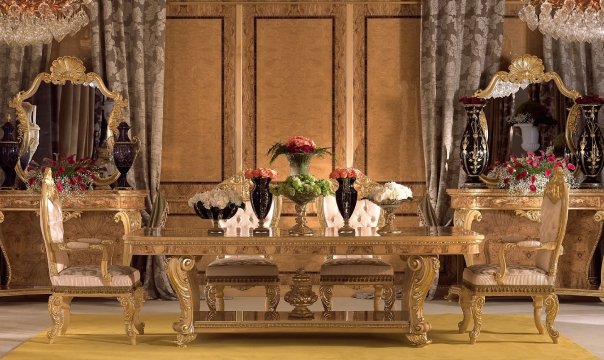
[3,314,596,360]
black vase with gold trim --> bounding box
[0,121,19,189]
[460,103,489,188]
[577,103,604,188]
[112,122,137,189]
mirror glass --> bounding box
[22,82,113,168]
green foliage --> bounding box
[270,174,333,199]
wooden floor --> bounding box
[1,295,603,357]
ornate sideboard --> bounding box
[448,188,604,300]
[0,189,147,296]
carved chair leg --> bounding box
[544,294,560,344]
[205,286,217,312]
[532,295,545,334]
[319,285,333,312]
[214,286,225,312]
[47,294,64,344]
[118,294,137,345]
[383,285,395,312]
[60,296,73,335]
[265,285,280,312]
[133,287,145,335]
[469,295,485,344]
[458,288,472,334]
[373,285,384,312]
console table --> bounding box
[124,226,483,347]
[448,188,604,300]
[0,189,147,296]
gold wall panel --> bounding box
[242,4,346,181]
[162,4,236,183]
[501,16,544,69]
[353,4,423,184]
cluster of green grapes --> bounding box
[271,174,332,199]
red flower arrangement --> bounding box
[486,150,577,194]
[460,96,487,105]
[329,167,363,179]
[576,95,604,104]
[244,168,277,179]
[26,154,105,194]
[267,135,331,164]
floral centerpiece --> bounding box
[329,167,364,236]
[244,168,277,236]
[485,150,577,195]
[26,154,105,194]
[368,182,413,235]
[268,135,331,175]
[188,188,244,236]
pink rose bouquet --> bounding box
[267,135,331,165]
[329,167,363,179]
[244,167,277,179]
[486,150,577,194]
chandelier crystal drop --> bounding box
[0,0,92,47]
[519,0,604,43]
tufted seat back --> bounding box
[219,200,276,236]
[319,195,382,229]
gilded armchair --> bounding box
[316,175,395,312]
[458,167,569,344]
[39,168,144,345]
[204,173,283,313]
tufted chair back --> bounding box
[39,168,70,276]
[535,168,569,276]
[317,196,382,229]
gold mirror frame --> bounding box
[8,56,124,186]
[473,54,582,155]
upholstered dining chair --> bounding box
[458,167,569,344]
[203,172,283,313]
[316,175,396,312]
[39,168,144,345]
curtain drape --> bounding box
[90,0,174,300]
[543,38,604,97]
[56,84,96,158]
[420,0,504,224]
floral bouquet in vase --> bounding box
[188,188,244,236]
[244,167,277,236]
[367,182,413,235]
[26,154,105,196]
[485,150,577,195]
[268,135,331,175]
[329,167,364,236]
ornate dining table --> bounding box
[123,226,483,347]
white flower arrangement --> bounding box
[188,188,243,210]
[369,182,413,203]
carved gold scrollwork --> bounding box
[402,255,439,346]
[62,211,82,222]
[453,209,482,230]
[594,210,604,223]
[167,256,198,348]
[114,210,143,234]
[0,210,4,223]
[515,210,541,222]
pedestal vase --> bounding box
[193,201,244,236]
[577,103,604,188]
[335,177,357,236]
[287,192,317,236]
[372,200,406,236]
[460,104,488,188]
[113,122,138,188]
[250,177,272,236]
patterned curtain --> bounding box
[89,0,174,300]
[543,38,604,97]
[420,0,504,223]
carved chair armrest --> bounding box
[52,242,113,286]
[493,240,560,285]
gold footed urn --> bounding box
[284,269,318,319]
[287,192,317,236]
[373,200,406,236]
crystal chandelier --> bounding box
[0,0,92,47]
[519,0,604,43]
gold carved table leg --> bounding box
[401,255,439,346]
[166,256,200,347]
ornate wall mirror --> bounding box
[7,56,127,187]
[462,55,584,187]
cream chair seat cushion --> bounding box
[51,265,140,287]
[206,256,279,278]
[463,264,552,286]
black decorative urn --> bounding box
[112,122,137,188]
[0,121,19,188]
